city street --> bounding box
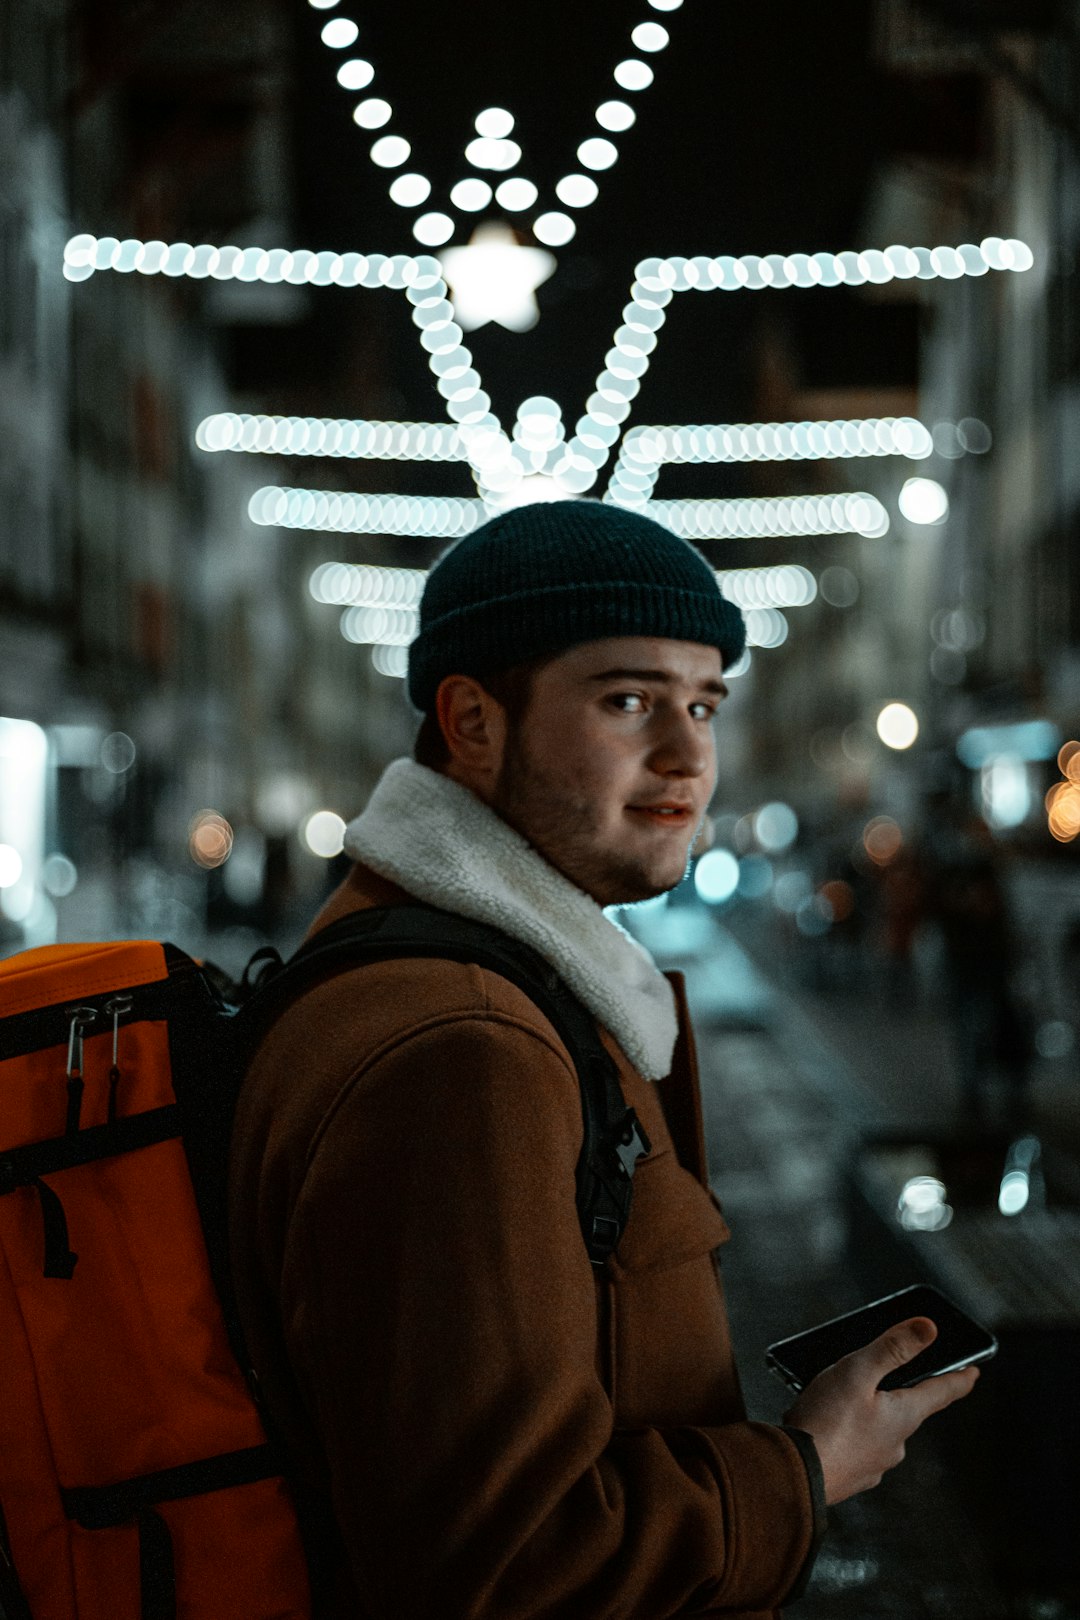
[633,901,1080,1619]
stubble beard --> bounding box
[491,732,692,907]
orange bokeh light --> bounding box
[188,809,234,869]
[863,816,903,865]
[1047,780,1080,842]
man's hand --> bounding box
[785,1316,980,1505]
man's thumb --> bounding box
[873,1316,937,1372]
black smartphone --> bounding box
[766,1284,998,1393]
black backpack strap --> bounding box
[245,904,651,1266]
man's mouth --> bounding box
[626,804,695,826]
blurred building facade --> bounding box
[0,0,416,962]
[710,1,1080,1043]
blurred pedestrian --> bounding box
[925,801,1031,1121]
[879,843,926,1008]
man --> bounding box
[229,500,979,1618]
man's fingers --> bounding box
[860,1315,937,1376]
[901,1363,980,1422]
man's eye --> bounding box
[691,702,718,720]
[610,693,645,712]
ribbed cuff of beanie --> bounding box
[408,579,746,711]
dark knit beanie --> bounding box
[407,499,746,713]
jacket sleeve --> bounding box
[279,1010,821,1618]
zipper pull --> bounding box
[104,995,133,1124]
[64,1008,98,1134]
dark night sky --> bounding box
[224,0,919,526]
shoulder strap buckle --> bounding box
[612,1108,651,1179]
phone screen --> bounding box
[766,1284,998,1392]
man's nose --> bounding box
[649,710,710,777]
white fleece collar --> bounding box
[343,759,678,1079]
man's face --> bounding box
[488,636,725,908]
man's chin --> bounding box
[619,887,675,909]
[602,864,684,908]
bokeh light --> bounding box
[532,212,576,247]
[321,17,358,46]
[450,178,492,212]
[998,1171,1030,1216]
[595,100,636,132]
[100,731,136,773]
[189,810,234,869]
[555,173,599,208]
[370,134,410,167]
[631,21,670,50]
[337,58,375,90]
[876,703,919,750]
[863,816,903,865]
[613,58,654,91]
[0,844,24,887]
[898,1176,953,1232]
[753,801,798,853]
[898,477,949,525]
[42,853,78,897]
[388,173,431,207]
[303,810,347,857]
[474,107,514,138]
[413,213,456,247]
[693,848,740,904]
[353,97,392,128]
[1047,780,1080,842]
[819,566,859,607]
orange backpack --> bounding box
[0,940,312,1620]
[0,912,650,1618]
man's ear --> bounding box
[435,675,508,790]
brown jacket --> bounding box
[228,863,824,1617]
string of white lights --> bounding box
[648,493,889,540]
[619,417,934,467]
[197,414,467,460]
[633,240,1034,291]
[304,0,685,249]
[310,561,427,605]
[716,563,816,608]
[62,237,443,286]
[65,234,1033,290]
[341,604,417,644]
[605,416,934,506]
[402,271,521,498]
[256,485,882,544]
[743,608,789,649]
[310,558,818,607]
[341,595,790,658]
[372,644,411,678]
[249,487,485,536]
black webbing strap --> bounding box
[137,1510,175,1620]
[0,1106,182,1192]
[32,1178,78,1279]
[0,1106,182,1281]
[62,1443,280,1620]
[60,1442,281,1528]
[0,1502,33,1620]
[247,904,652,1266]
